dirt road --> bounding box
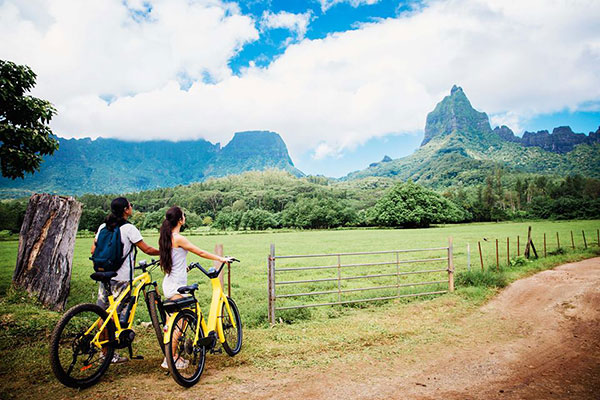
[198,257,600,400]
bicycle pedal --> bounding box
[131,355,144,360]
[210,348,222,354]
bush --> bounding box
[374,181,467,228]
[455,270,508,288]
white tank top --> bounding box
[162,247,189,299]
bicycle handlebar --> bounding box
[187,258,240,277]
[135,258,160,271]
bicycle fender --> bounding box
[163,312,179,344]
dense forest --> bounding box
[1,169,599,234]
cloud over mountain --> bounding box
[1,0,599,163]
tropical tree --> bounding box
[374,181,466,228]
[0,60,58,179]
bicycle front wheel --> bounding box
[221,297,242,356]
[165,309,206,387]
[49,303,115,388]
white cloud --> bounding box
[259,10,313,41]
[1,0,599,163]
[319,0,381,13]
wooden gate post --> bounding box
[13,194,82,311]
[582,230,587,249]
[570,231,575,249]
[543,233,547,257]
[448,237,454,292]
[556,232,560,249]
[267,244,276,324]
[495,239,499,271]
[215,244,225,292]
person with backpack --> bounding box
[90,197,159,364]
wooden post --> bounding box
[506,237,510,265]
[597,229,599,247]
[582,230,587,249]
[556,232,560,249]
[524,226,532,258]
[448,237,454,292]
[478,241,483,271]
[13,194,82,311]
[570,231,575,249]
[517,235,520,256]
[495,239,499,271]
[543,233,547,257]
[268,244,276,324]
[215,244,224,289]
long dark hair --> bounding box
[159,206,184,274]
[105,197,129,230]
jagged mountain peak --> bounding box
[421,85,491,147]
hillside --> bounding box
[346,86,600,187]
[0,130,303,197]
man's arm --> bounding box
[91,240,96,255]
[135,240,160,256]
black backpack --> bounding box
[91,222,134,273]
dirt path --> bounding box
[29,257,600,400]
[194,257,600,400]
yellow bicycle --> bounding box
[50,259,166,388]
[163,259,242,387]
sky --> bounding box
[1,0,599,177]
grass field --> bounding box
[0,220,599,399]
[1,220,599,327]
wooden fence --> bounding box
[267,238,455,324]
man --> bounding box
[91,197,159,363]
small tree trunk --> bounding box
[13,194,82,311]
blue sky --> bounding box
[1,0,599,178]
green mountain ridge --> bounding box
[346,86,600,186]
[0,130,303,197]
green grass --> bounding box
[1,220,599,328]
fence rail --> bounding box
[267,238,454,324]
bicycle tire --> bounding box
[49,303,115,388]
[165,309,206,387]
[145,290,165,354]
[221,297,242,356]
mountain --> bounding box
[0,130,303,197]
[493,125,600,153]
[346,86,600,186]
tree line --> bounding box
[1,169,598,234]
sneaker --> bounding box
[161,357,189,369]
[101,352,128,364]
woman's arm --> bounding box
[174,234,229,263]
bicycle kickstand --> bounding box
[127,344,144,360]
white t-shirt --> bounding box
[95,222,143,282]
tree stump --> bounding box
[13,194,82,311]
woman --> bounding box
[159,206,233,369]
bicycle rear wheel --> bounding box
[145,290,165,354]
[165,309,206,387]
[49,303,115,388]
[221,297,242,356]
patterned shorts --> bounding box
[97,280,131,317]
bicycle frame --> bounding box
[87,271,154,349]
[163,274,237,347]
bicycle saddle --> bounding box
[90,271,118,282]
[177,283,199,294]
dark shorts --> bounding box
[97,280,131,317]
